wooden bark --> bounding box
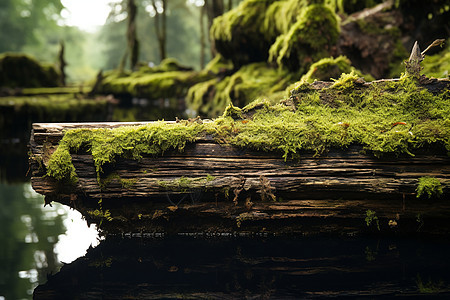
[29,122,450,235]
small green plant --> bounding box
[365,209,380,230]
[87,199,113,222]
[416,176,443,199]
[416,274,445,294]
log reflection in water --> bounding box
[34,236,450,298]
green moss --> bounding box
[21,86,90,95]
[187,63,296,117]
[222,104,243,120]
[269,4,340,71]
[331,70,359,90]
[211,75,449,159]
[301,56,374,83]
[46,122,205,182]
[416,176,444,199]
[158,175,216,192]
[0,95,109,124]
[203,54,234,75]
[0,53,60,88]
[99,173,138,190]
[46,75,449,184]
[98,69,209,100]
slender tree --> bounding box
[127,0,139,69]
[200,4,206,69]
[152,0,168,62]
[58,41,66,86]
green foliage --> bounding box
[0,53,60,88]
[87,199,113,222]
[0,0,64,53]
[416,177,443,199]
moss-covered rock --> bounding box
[137,58,193,74]
[97,64,210,100]
[186,62,296,117]
[211,0,276,68]
[0,53,60,88]
[300,56,374,82]
[269,3,340,72]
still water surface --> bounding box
[0,182,98,299]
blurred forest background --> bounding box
[0,0,449,121]
[0,0,447,84]
[0,0,216,82]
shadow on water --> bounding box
[33,235,450,298]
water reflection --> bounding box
[0,183,98,300]
[33,236,450,298]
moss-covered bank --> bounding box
[0,53,60,88]
[0,95,111,140]
[46,75,449,185]
[97,58,211,100]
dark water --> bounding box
[33,236,450,298]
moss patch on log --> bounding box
[47,121,205,183]
[416,176,444,199]
[0,53,60,88]
[45,75,449,183]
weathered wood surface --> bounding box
[29,122,450,235]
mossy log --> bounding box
[29,121,449,236]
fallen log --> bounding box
[29,74,450,235]
[29,121,449,236]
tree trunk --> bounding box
[127,0,139,70]
[200,4,206,69]
[152,0,167,62]
[205,0,225,57]
[58,41,66,86]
